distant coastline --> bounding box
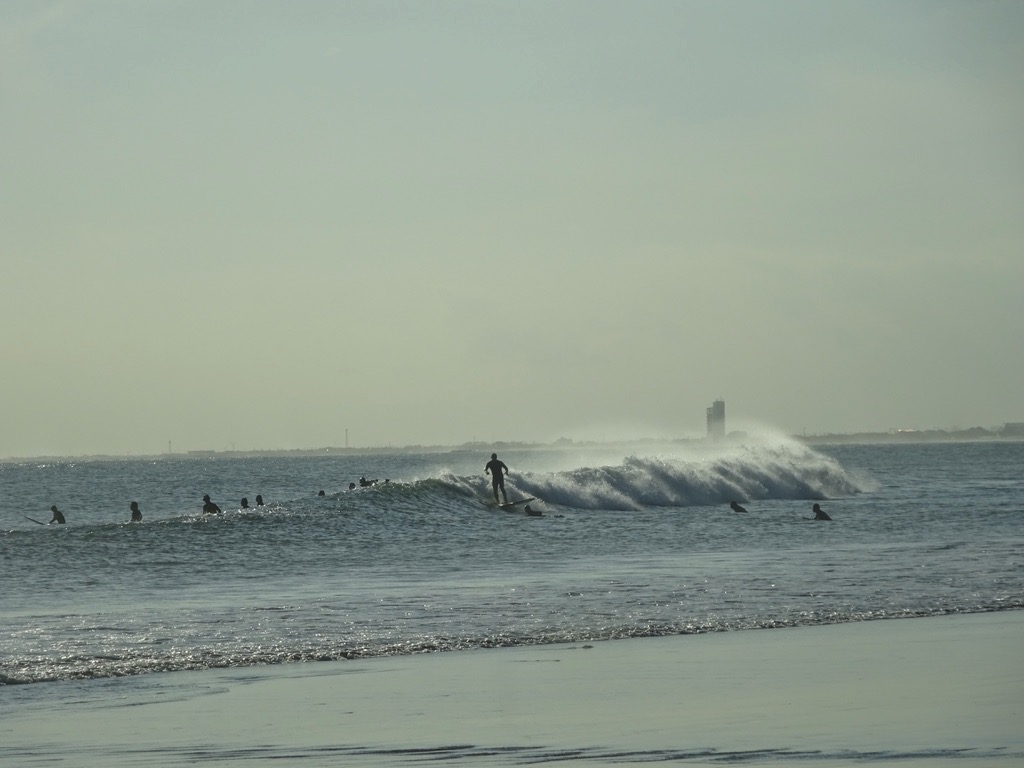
[3,423,1022,464]
[796,424,1024,445]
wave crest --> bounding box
[507,439,862,510]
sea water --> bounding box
[1,436,1022,688]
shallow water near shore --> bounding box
[2,613,1022,766]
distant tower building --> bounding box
[706,399,725,439]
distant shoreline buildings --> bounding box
[706,399,726,439]
[4,413,1024,463]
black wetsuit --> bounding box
[485,458,509,502]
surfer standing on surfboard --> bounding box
[485,453,509,504]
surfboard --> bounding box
[498,497,536,509]
[482,496,537,510]
[24,516,46,525]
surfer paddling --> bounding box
[811,503,832,521]
[49,505,66,524]
[485,453,509,504]
[730,501,748,513]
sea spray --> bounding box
[486,436,864,511]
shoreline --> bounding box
[2,611,1022,766]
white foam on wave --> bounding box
[502,432,864,511]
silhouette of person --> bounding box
[524,504,542,517]
[49,505,66,524]
[318,490,326,496]
[348,483,356,490]
[485,453,509,504]
[730,501,748,513]
[202,494,222,514]
[240,497,249,509]
[130,501,142,522]
[255,495,264,507]
[812,503,832,521]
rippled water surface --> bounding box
[2,437,1022,685]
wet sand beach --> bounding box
[2,611,1021,766]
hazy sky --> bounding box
[2,1,1022,457]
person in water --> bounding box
[202,494,222,514]
[129,501,142,522]
[524,504,542,517]
[730,500,748,513]
[812,503,832,520]
[240,497,250,509]
[255,495,264,507]
[485,453,509,504]
[49,505,66,524]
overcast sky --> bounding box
[2,1,1021,457]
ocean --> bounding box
[2,436,1022,690]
